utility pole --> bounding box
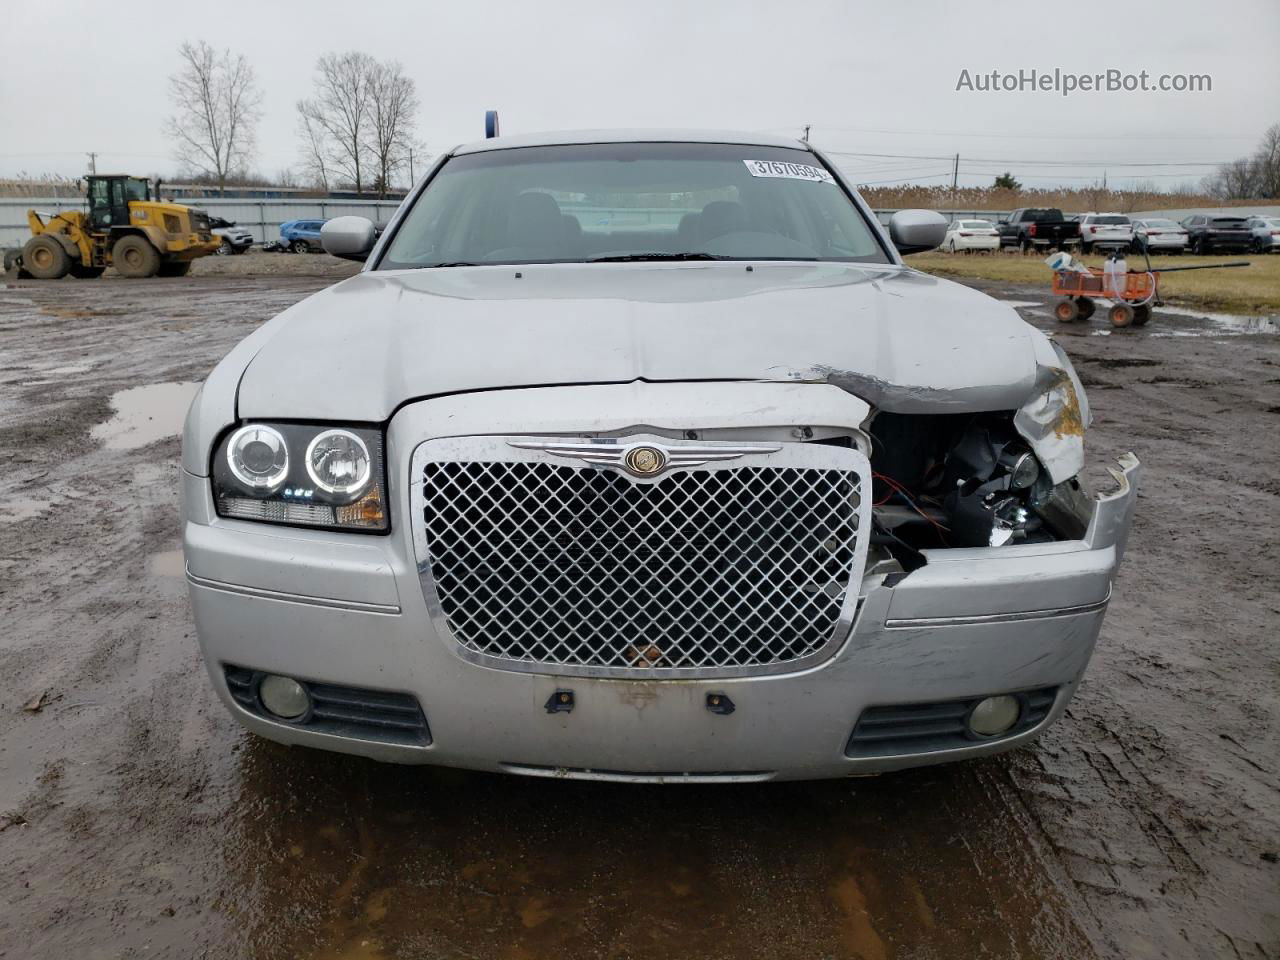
[409,148,415,186]
[86,152,97,175]
[950,153,959,209]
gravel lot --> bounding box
[0,254,1276,959]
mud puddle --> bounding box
[90,381,200,450]
[1151,305,1279,336]
[222,746,1098,960]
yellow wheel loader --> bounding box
[16,175,220,279]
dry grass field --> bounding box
[906,250,1280,314]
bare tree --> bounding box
[367,60,419,198]
[297,52,376,194]
[166,41,262,195]
[1202,158,1260,200]
[1203,123,1280,200]
[1253,123,1280,198]
[296,107,332,192]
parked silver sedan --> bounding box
[182,130,1139,782]
[1246,215,1280,253]
[1131,217,1189,254]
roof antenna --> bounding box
[802,124,811,142]
[485,110,500,139]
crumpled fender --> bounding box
[1013,339,1091,486]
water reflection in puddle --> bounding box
[1153,305,1279,335]
[92,382,200,450]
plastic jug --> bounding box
[1103,255,1127,299]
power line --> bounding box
[825,149,1228,168]
[961,169,1210,180]
[760,123,1256,142]
[851,171,956,185]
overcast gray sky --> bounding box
[2,0,1276,190]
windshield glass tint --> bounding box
[1093,215,1129,224]
[1145,220,1179,229]
[379,142,888,268]
[960,221,992,229]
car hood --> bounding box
[236,261,1052,422]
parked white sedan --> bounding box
[943,219,1000,253]
[1131,218,1189,254]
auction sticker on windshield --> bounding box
[743,159,835,183]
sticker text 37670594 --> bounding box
[743,159,835,183]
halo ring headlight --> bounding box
[1008,452,1041,490]
[305,429,372,496]
[226,424,289,491]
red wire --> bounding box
[874,471,950,543]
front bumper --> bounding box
[183,385,1140,782]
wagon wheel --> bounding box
[1109,304,1135,328]
[1077,297,1096,321]
[1132,304,1152,327]
[1054,298,1080,323]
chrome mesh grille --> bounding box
[414,438,869,677]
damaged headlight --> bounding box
[943,427,1051,547]
[212,423,388,532]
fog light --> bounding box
[259,674,309,719]
[968,695,1021,737]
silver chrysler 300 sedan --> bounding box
[182,130,1140,783]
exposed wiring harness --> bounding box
[873,471,950,543]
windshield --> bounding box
[1144,219,1179,229]
[1091,215,1130,224]
[378,142,889,268]
[123,178,150,202]
[960,220,992,229]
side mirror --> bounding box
[888,209,948,255]
[321,216,378,262]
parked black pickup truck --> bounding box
[998,208,1081,251]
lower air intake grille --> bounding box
[224,665,430,747]
[846,687,1058,758]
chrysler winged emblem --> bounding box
[508,438,781,476]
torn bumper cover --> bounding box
[183,439,1141,782]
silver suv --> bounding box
[182,131,1139,782]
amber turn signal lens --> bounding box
[335,486,385,527]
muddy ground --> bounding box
[0,254,1277,960]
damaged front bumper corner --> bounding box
[1084,451,1141,564]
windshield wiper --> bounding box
[586,252,731,263]
[424,261,481,268]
